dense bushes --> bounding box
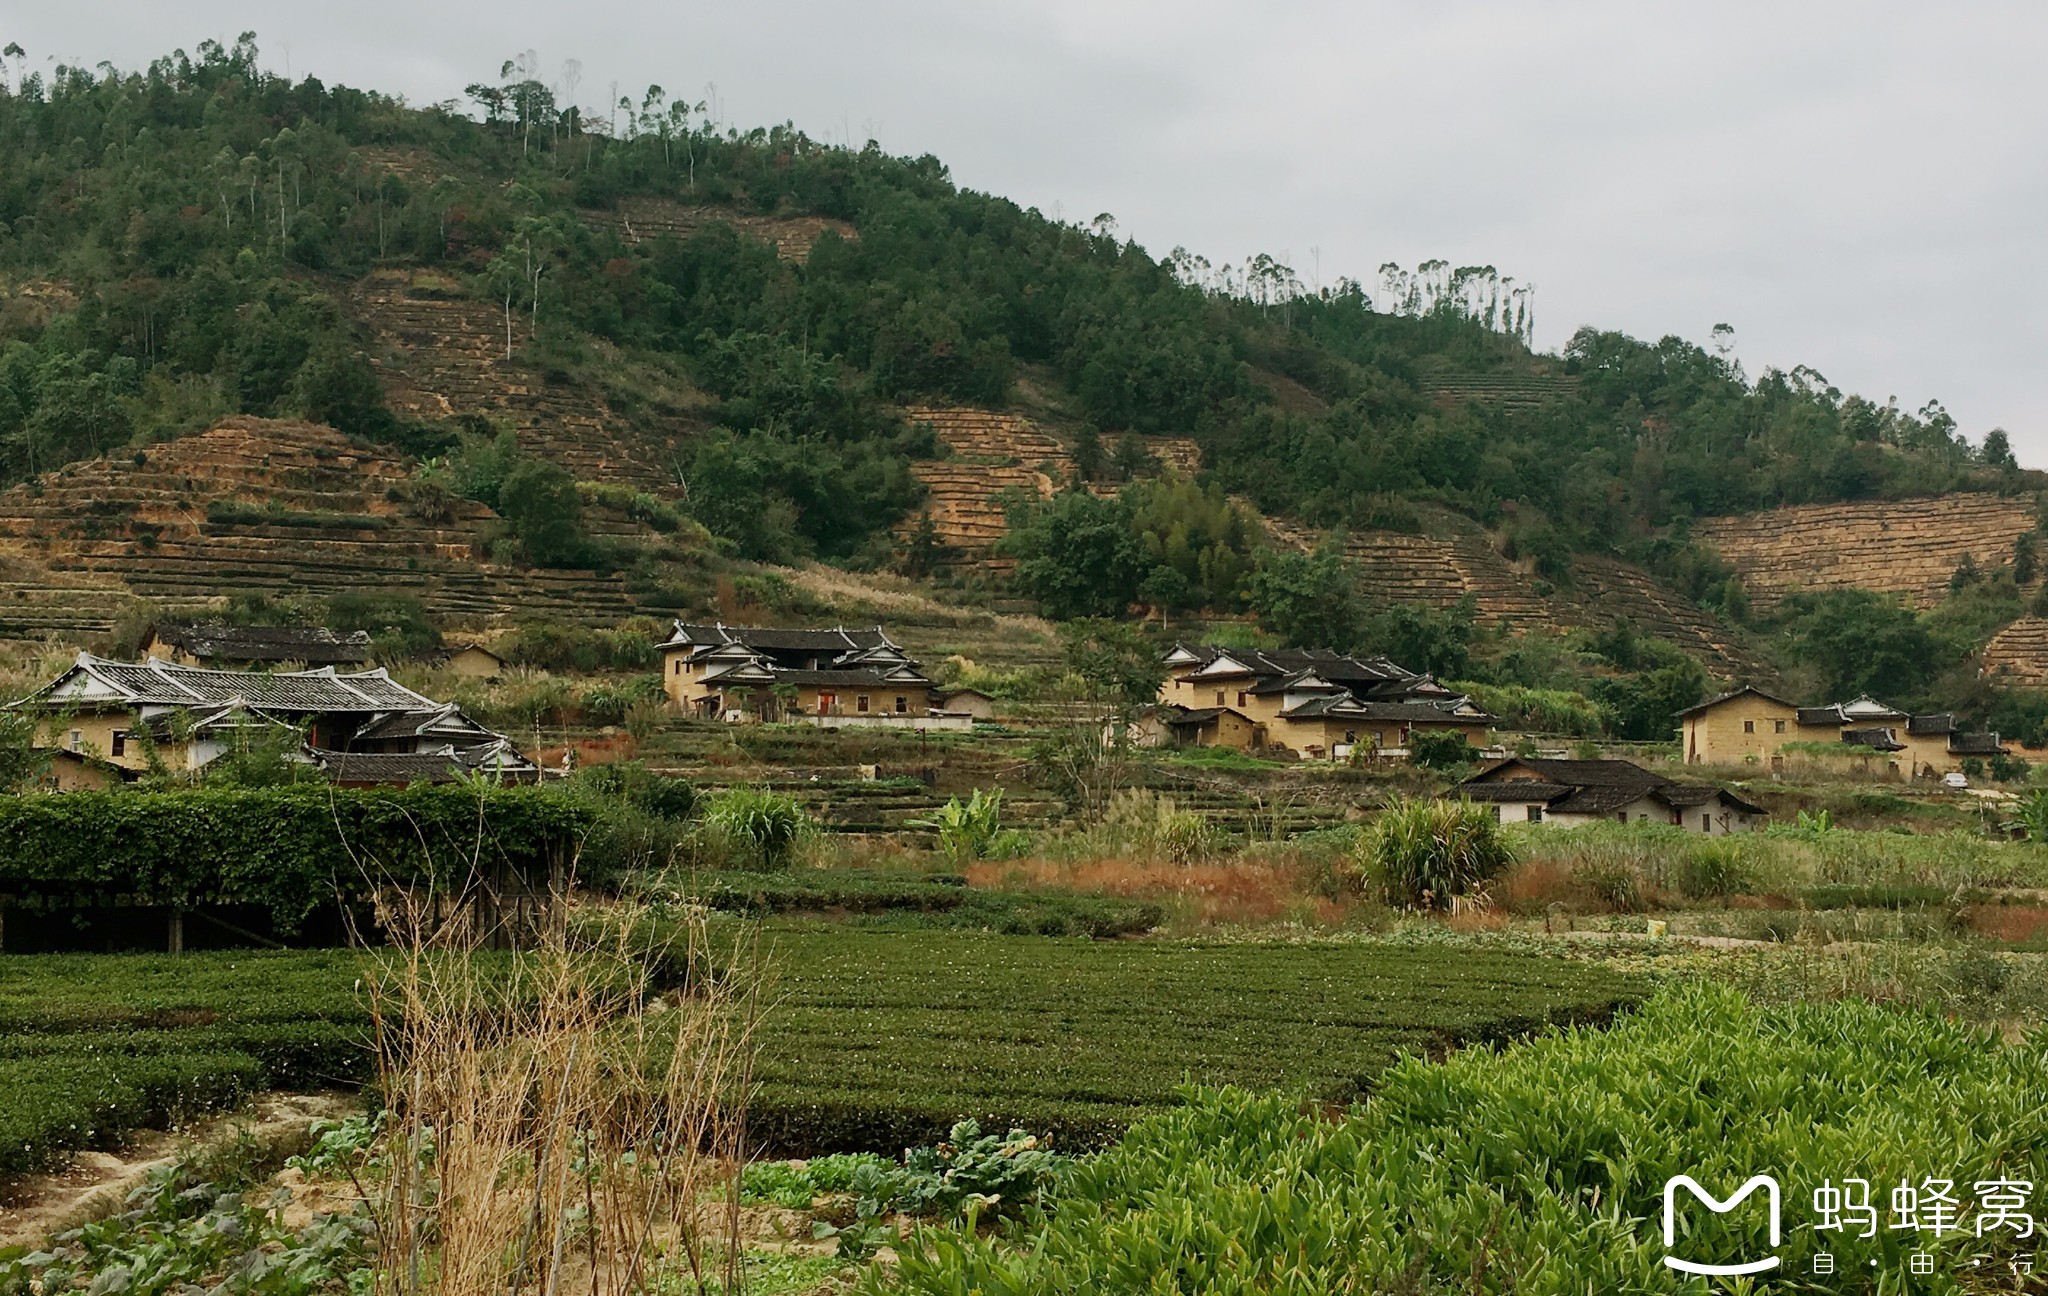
[0,785,595,925]
[877,985,2048,1294]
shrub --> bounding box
[1353,799,1516,908]
[1571,856,1646,911]
[1678,839,1759,901]
[704,787,814,870]
[910,788,1012,866]
[1407,729,1476,772]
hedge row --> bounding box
[0,786,597,927]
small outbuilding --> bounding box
[1457,757,1766,834]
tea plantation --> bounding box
[0,930,1639,1169]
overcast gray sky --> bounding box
[11,2,2047,462]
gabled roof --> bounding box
[660,622,900,654]
[1459,756,1764,818]
[1165,705,1252,728]
[1166,644,1418,686]
[765,667,933,688]
[350,702,500,744]
[314,740,541,786]
[1950,731,2009,756]
[149,622,372,666]
[23,653,435,713]
[1469,757,1671,788]
[1840,694,1909,722]
[1906,713,1957,737]
[1676,685,1798,718]
[1842,727,1906,752]
[1797,706,1845,726]
[1279,695,1496,724]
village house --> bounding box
[1457,757,1766,834]
[1680,687,2006,778]
[1153,644,1495,760]
[658,623,967,730]
[438,641,509,679]
[932,686,999,721]
[14,652,527,786]
[143,622,373,668]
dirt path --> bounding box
[0,1092,360,1250]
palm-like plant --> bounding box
[1354,798,1516,909]
[911,788,1006,865]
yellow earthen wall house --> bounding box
[1680,688,1801,766]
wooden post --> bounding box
[168,906,184,955]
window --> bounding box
[1773,719,1786,733]
[1615,812,1627,822]
[1216,690,1225,706]
[1743,719,1755,733]
[67,729,81,752]
[894,696,907,713]
[1527,806,1543,824]
[857,695,870,713]
[111,730,127,757]
[1237,691,1247,707]
[674,661,683,675]
[1701,813,1711,832]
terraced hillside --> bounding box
[1425,372,1579,412]
[580,197,854,261]
[0,418,653,636]
[1264,516,1754,672]
[1984,617,2048,686]
[349,269,691,493]
[1693,493,2041,611]
[898,405,1203,569]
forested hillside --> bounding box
[2,34,2046,736]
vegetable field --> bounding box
[748,929,1640,1152]
[875,985,2048,1295]
[0,930,1636,1169]
[0,951,371,1174]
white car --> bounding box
[1942,772,1969,790]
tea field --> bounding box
[0,929,1640,1171]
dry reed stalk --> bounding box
[361,886,763,1296]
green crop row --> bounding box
[876,983,2048,1295]
[0,932,1637,1170]
[692,870,1163,937]
[746,929,1640,1153]
[0,950,376,1174]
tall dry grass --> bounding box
[360,888,762,1296]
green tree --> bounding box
[1002,491,1146,620]
[1060,619,1164,715]
[1247,545,1361,649]
[1776,589,1959,702]
[498,459,588,566]
[1361,598,1475,678]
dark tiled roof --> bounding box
[315,744,540,786]
[1677,685,1799,717]
[152,622,372,666]
[1797,707,1845,726]
[1458,781,1572,804]
[662,622,897,653]
[1552,784,1667,816]
[768,668,933,688]
[1842,727,1906,752]
[1472,757,1670,788]
[1167,644,1416,685]
[350,704,498,743]
[1281,696,1494,724]
[1906,713,1957,736]
[1165,706,1249,727]
[35,653,433,712]
[1950,732,2009,755]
